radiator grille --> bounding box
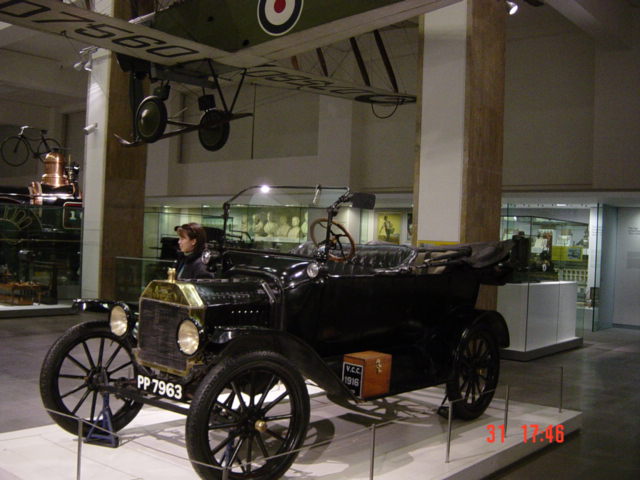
[137,299,190,374]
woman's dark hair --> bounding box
[175,222,207,254]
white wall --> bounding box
[593,10,640,189]
[144,26,420,198]
[143,5,640,197]
[503,8,595,189]
[612,208,640,327]
[503,6,640,192]
[146,91,350,197]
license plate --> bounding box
[136,374,184,401]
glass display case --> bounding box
[0,203,82,305]
[498,214,589,359]
[115,256,174,303]
[500,215,589,295]
[143,204,314,258]
[143,201,415,261]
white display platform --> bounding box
[0,301,74,318]
[498,282,583,361]
[0,387,581,480]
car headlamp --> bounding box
[177,318,201,356]
[306,262,320,278]
[109,304,129,337]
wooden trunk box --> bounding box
[342,351,392,399]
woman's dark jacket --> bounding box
[175,251,212,280]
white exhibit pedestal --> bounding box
[498,281,583,361]
[0,387,581,480]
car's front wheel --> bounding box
[446,325,500,420]
[39,321,143,435]
[186,350,310,480]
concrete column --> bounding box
[81,47,110,298]
[81,0,149,299]
[413,0,506,308]
[414,1,468,245]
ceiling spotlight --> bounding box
[506,1,519,14]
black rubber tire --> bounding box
[198,110,230,152]
[39,321,143,436]
[446,325,500,420]
[135,95,167,143]
[36,138,62,161]
[1,136,29,167]
[186,350,310,480]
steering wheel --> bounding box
[310,218,356,262]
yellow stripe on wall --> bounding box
[417,240,460,247]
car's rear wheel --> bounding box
[39,321,142,436]
[446,325,500,420]
[186,350,310,480]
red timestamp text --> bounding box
[485,424,566,444]
[522,424,565,443]
[486,424,506,443]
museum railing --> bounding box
[43,366,575,480]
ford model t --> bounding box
[40,186,514,479]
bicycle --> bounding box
[1,126,62,167]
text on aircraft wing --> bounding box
[0,0,265,67]
[241,65,415,104]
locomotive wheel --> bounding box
[310,218,356,262]
[186,350,309,480]
[198,110,230,152]
[39,321,142,436]
[446,325,500,420]
[135,95,167,143]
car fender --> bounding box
[215,329,358,403]
[445,306,509,349]
[73,298,116,313]
[469,309,510,348]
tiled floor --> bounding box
[1,313,639,479]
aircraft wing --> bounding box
[241,65,416,104]
[0,0,266,67]
[0,0,458,67]
[0,0,459,103]
[151,0,460,64]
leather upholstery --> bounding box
[290,239,512,275]
[290,242,417,275]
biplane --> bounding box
[0,0,456,151]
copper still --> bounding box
[27,150,81,205]
[41,151,70,187]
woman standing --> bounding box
[174,223,212,280]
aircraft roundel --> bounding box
[258,0,303,36]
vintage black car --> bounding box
[40,186,515,480]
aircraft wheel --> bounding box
[135,95,167,143]
[198,110,230,152]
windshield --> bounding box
[221,185,349,253]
